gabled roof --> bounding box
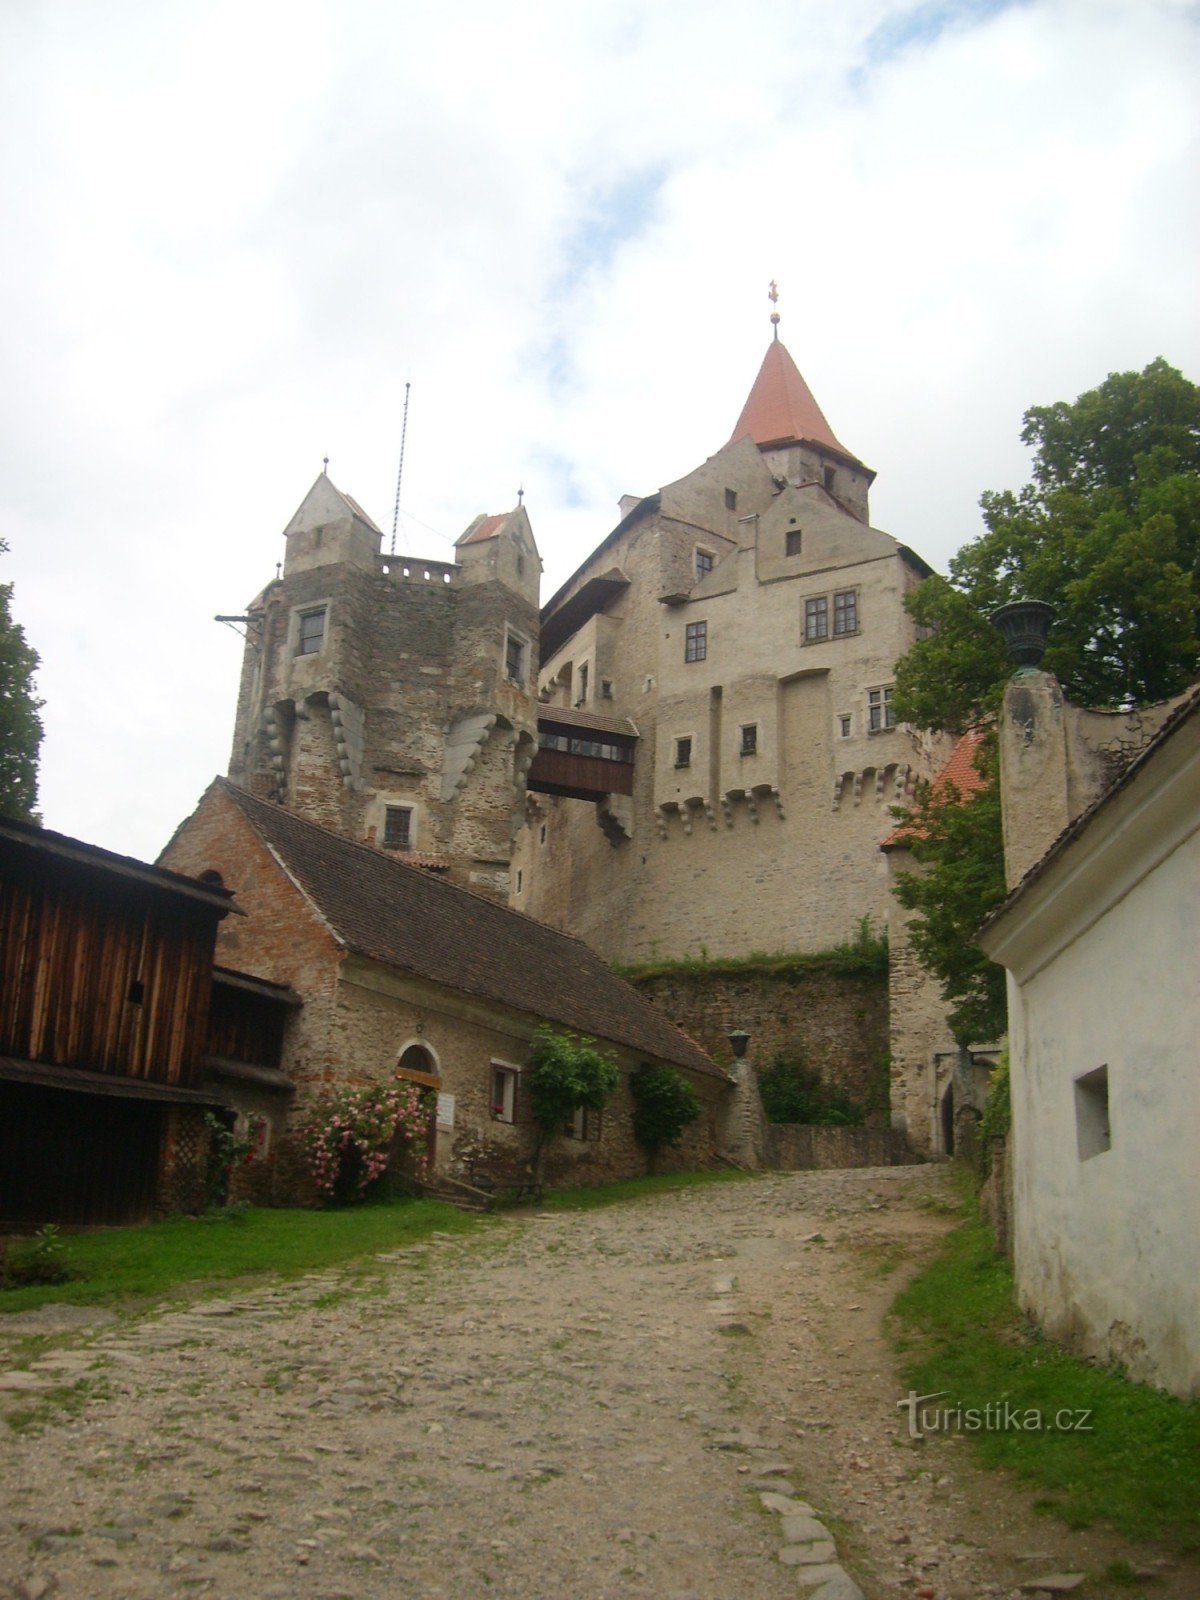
[211,780,723,1081]
[0,813,239,916]
[283,473,383,538]
[728,339,866,471]
[457,512,507,546]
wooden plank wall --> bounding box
[0,857,217,1087]
[205,983,287,1070]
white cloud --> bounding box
[1,0,1196,860]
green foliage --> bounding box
[1,1226,71,1289]
[895,359,1200,733]
[890,1205,1200,1547]
[302,1081,430,1204]
[756,1056,863,1127]
[0,539,43,822]
[203,1112,262,1209]
[616,920,888,984]
[979,1051,1012,1148]
[629,1063,701,1158]
[0,1199,477,1314]
[525,1028,620,1132]
[890,733,1008,1046]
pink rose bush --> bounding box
[303,1081,430,1203]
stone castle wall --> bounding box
[625,963,889,1113]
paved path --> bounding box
[0,1168,1190,1600]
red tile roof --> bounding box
[457,513,506,546]
[882,727,989,849]
[728,339,852,457]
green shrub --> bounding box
[630,1063,701,1167]
[757,1057,863,1126]
[2,1225,71,1289]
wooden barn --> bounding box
[0,816,253,1227]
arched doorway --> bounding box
[396,1042,440,1182]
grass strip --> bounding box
[889,1204,1200,1549]
[0,1198,478,1315]
[502,1166,752,1212]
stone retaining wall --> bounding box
[763,1124,922,1170]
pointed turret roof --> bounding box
[728,339,855,460]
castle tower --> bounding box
[227,473,542,899]
[513,335,947,960]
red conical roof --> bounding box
[728,339,851,457]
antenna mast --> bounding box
[390,380,411,557]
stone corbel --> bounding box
[852,772,864,806]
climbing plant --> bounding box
[630,1062,700,1171]
[525,1028,619,1194]
[757,1056,863,1127]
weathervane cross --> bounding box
[768,278,781,338]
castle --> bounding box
[230,333,948,943]
[225,331,958,1150]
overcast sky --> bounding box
[2,0,1197,863]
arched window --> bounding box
[396,1041,440,1086]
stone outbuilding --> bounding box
[161,779,729,1199]
[979,670,1200,1398]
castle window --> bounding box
[823,465,836,494]
[833,589,858,636]
[564,1104,601,1141]
[505,631,527,685]
[695,548,714,581]
[675,737,692,769]
[740,724,757,756]
[867,686,896,732]
[516,869,523,894]
[685,621,707,663]
[786,529,802,557]
[540,823,547,844]
[601,678,613,699]
[576,663,589,705]
[724,489,737,511]
[297,607,326,656]
[383,806,413,851]
[491,1064,520,1124]
[804,596,828,642]
[840,714,852,738]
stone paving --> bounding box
[0,1168,1189,1600]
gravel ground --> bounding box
[1,1166,1194,1600]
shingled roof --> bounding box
[213,781,723,1081]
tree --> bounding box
[0,539,43,822]
[889,737,1008,1046]
[892,360,1200,1044]
[629,1063,700,1170]
[895,359,1200,733]
[525,1028,620,1195]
